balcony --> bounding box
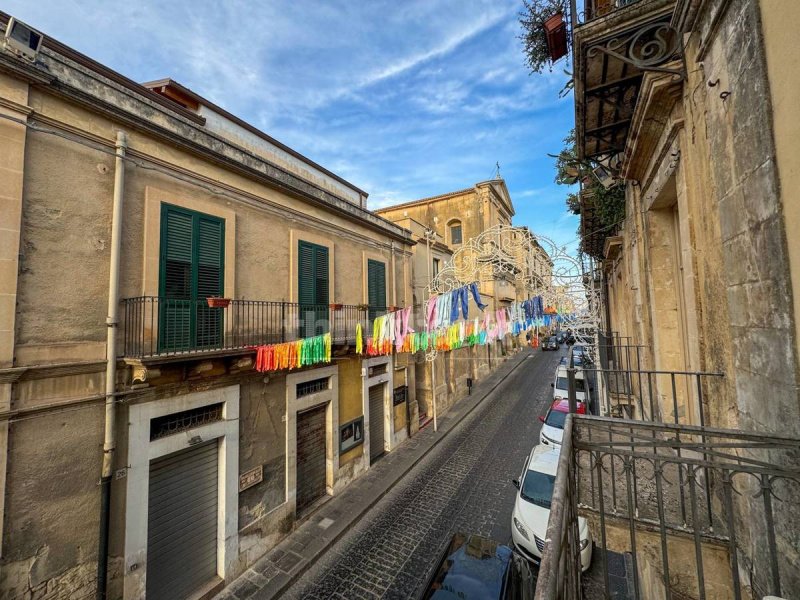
[536,415,800,599]
[535,346,800,599]
[571,0,678,160]
[122,297,380,361]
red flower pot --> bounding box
[207,297,231,308]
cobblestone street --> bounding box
[274,347,564,599]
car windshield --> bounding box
[548,337,557,343]
[555,377,586,392]
[544,409,567,429]
[520,470,555,508]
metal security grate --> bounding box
[296,377,329,398]
[150,403,223,440]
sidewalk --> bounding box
[217,349,532,600]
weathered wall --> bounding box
[596,517,734,600]
[0,53,416,599]
[760,0,800,416]
[2,406,107,599]
[604,0,800,593]
[238,377,288,529]
[697,0,800,438]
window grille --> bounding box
[297,377,329,398]
[369,363,387,377]
[150,403,224,440]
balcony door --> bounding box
[298,241,329,338]
[158,204,225,352]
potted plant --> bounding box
[355,303,369,311]
[207,296,231,308]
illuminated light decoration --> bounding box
[424,224,601,363]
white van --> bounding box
[551,365,588,403]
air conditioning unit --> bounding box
[3,17,43,62]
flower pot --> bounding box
[207,297,231,308]
[329,303,343,310]
[543,12,567,62]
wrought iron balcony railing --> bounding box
[536,344,800,598]
[122,297,384,359]
[536,415,800,599]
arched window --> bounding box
[449,220,463,245]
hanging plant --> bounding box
[519,0,570,74]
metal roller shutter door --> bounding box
[369,384,385,462]
[296,405,327,513]
[147,441,218,600]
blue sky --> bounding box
[7,0,579,248]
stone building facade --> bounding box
[0,16,420,600]
[376,181,552,426]
[572,0,800,595]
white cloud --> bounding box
[7,0,578,249]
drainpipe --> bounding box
[390,241,397,308]
[97,131,127,600]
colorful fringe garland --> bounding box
[254,333,331,372]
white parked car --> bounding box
[551,365,589,404]
[539,399,587,448]
[510,445,593,570]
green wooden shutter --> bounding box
[367,260,386,324]
[313,246,328,305]
[159,205,224,352]
[195,216,224,348]
[298,241,329,337]
[298,242,316,306]
[160,206,193,351]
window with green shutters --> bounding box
[298,241,329,337]
[158,204,225,352]
[367,259,386,324]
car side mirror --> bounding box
[512,479,520,490]
[539,415,545,423]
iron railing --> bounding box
[536,415,800,600]
[121,296,384,359]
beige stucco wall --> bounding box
[600,0,800,593]
[0,61,416,599]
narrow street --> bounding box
[273,347,565,599]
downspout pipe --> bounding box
[390,241,397,307]
[97,131,127,600]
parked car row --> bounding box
[507,353,595,574]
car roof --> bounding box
[528,444,561,475]
[419,534,512,600]
[549,398,587,414]
[555,365,586,379]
